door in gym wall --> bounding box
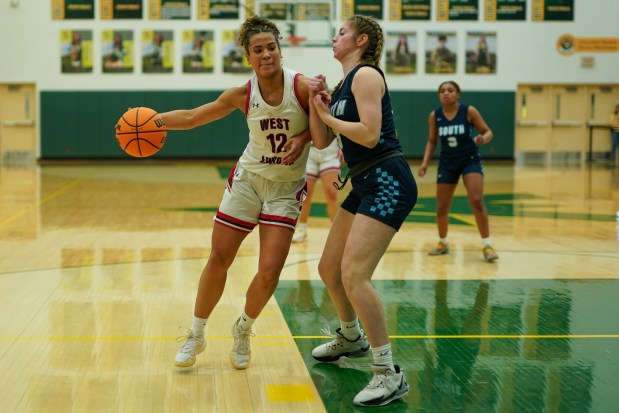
[0,83,36,162]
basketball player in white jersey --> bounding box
[156,16,312,370]
[292,139,342,242]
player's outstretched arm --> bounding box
[160,86,246,131]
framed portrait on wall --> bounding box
[426,31,456,74]
[222,29,251,73]
[142,30,174,73]
[466,32,497,74]
[386,32,416,74]
[182,30,215,73]
[102,30,134,73]
[60,30,93,73]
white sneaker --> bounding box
[292,225,307,243]
[312,326,370,362]
[174,329,206,367]
[353,365,409,407]
[230,319,254,370]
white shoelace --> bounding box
[232,327,254,355]
[176,327,202,354]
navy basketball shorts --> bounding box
[437,153,484,184]
[341,156,418,231]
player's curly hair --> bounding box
[238,15,282,54]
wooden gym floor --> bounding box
[0,159,618,412]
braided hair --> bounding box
[331,15,384,96]
[238,15,282,54]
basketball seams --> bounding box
[116,106,166,158]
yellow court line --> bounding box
[2,334,619,341]
[449,213,477,226]
[0,178,84,229]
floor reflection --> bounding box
[276,279,618,413]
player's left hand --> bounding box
[474,135,485,145]
[281,132,309,165]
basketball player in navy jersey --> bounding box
[158,16,314,371]
[418,80,498,262]
[308,15,417,407]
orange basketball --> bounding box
[115,107,167,158]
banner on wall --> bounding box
[557,34,619,56]
[484,0,526,21]
[197,0,240,19]
[426,32,457,74]
[102,30,134,73]
[222,30,252,73]
[52,0,94,19]
[466,32,497,74]
[182,30,215,73]
[386,32,416,74]
[101,0,143,19]
[60,30,93,73]
[437,0,478,21]
[142,30,174,73]
[532,0,574,21]
[389,0,430,21]
[149,0,191,19]
[341,0,383,20]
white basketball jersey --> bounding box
[239,67,310,182]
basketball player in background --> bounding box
[418,80,498,262]
[292,139,342,242]
[156,15,312,370]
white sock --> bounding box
[237,311,256,331]
[340,317,361,341]
[372,343,395,372]
[192,315,207,337]
[482,237,492,247]
[297,223,307,231]
[440,237,448,244]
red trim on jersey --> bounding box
[258,212,296,228]
[297,183,308,202]
[244,80,252,117]
[226,165,236,191]
[216,210,256,232]
[293,73,309,114]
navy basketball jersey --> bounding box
[329,64,402,168]
[435,103,478,160]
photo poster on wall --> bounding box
[182,30,215,73]
[426,31,457,74]
[386,32,416,74]
[465,31,497,74]
[222,29,252,73]
[436,0,479,21]
[196,0,240,19]
[484,0,526,21]
[341,0,384,20]
[142,30,174,73]
[389,0,430,20]
[100,0,143,19]
[149,0,191,19]
[60,30,93,73]
[102,30,134,73]
[532,0,574,21]
[52,0,94,19]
